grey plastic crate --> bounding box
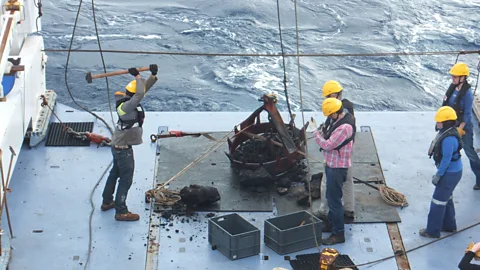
[264,210,322,254]
[264,234,322,255]
[208,213,260,260]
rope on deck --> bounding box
[378,185,409,207]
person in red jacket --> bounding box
[459,242,480,269]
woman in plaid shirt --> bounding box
[313,98,355,245]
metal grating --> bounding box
[289,253,359,270]
[45,122,94,147]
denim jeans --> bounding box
[425,170,462,237]
[319,167,354,215]
[462,124,480,185]
[102,147,135,214]
[325,166,348,235]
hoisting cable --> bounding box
[475,58,480,96]
[83,0,119,269]
[60,1,117,269]
[275,0,294,122]
[91,0,116,129]
[43,48,480,58]
[454,51,463,63]
[64,0,113,135]
[84,160,112,270]
[291,0,320,253]
[33,0,42,32]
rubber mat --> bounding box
[274,166,401,223]
[155,133,274,212]
[275,129,401,223]
[45,122,94,147]
[289,253,359,270]
[154,127,400,221]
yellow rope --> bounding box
[379,185,409,207]
[145,188,182,207]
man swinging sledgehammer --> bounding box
[100,64,158,221]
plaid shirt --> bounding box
[313,120,354,168]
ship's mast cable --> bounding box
[91,0,116,129]
[275,0,293,121]
[291,0,321,253]
[64,0,113,134]
[63,1,116,269]
[85,161,112,270]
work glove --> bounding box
[128,67,139,77]
[321,123,328,134]
[309,117,318,131]
[150,64,158,75]
[431,174,441,186]
[472,242,480,253]
[457,127,466,136]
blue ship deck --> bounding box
[4,104,480,270]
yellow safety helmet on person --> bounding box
[434,106,457,122]
[125,80,137,93]
[322,80,343,97]
[322,98,343,116]
[449,62,469,77]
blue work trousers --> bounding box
[326,166,348,236]
[425,170,462,237]
[462,125,480,185]
[102,147,135,214]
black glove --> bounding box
[128,67,139,77]
[150,64,158,75]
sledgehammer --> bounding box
[86,66,151,83]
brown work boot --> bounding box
[322,220,332,233]
[101,201,115,211]
[344,211,354,224]
[322,234,345,245]
[419,228,439,238]
[115,212,140,221]
[344,211,354,218]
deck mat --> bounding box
[289,253,359,270]
[155,128,401,222]
[45,122,93,147]
[274,165,400,223]
[156,132,273,212]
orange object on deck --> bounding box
[84,132,111,145]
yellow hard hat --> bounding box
[449,62,469,77]
[434,106,457,122]
[322,80,343,97]
[322,98,342,116]
[125,80,136,93]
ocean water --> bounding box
[39,0,480,112]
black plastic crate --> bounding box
[264,210,322,254]
[208,213,260,260]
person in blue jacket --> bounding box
[442,62,480,190]
[421,106,463,238]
